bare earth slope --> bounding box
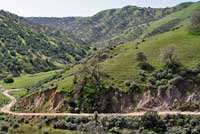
[1,88,200,117]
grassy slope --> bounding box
[144,1,200,36]
[10,89,28,99]
[102,28,200,90]
[0,70,60,107]
[46,2,200,92]
[8,125,81,134]
[0,92,9,107]
[0,70,59,89]
[101,2,200,90]
[0,11,88,77]
[28,2,192,47]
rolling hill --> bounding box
[1,1,200,134]
[0,10,88,78]
[14,2,200,113]
[27,2,194,46]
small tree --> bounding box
[136,52,154,71]
[160,46,180,73]
[3,77,14,83]
[136,52,147,62]
[141,111,166,133]
[191,12,200,34]
[192,13,200,26]
[160,46,179,65]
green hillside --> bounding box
[1,1,200,134]
[39,1,200,92]
[0,10,88,78]
[14,1,200,113]
[27,2,193,46]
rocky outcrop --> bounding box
[13,88,65,112]
[14,77,200,113]
[136,78,200,111]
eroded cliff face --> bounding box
[137,78,200,111]
[13,87,141,113]
[13,88,66,112]
[14,78,200,113]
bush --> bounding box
[65,122,77,130]
[1,124,9,132]
[160,46,180,70]
[136,52,147,62]
[109,127,120,133]
[53,121,67,129]
[124,80,131,86]
[129,82,140,92]
[166,73,173,79]
[138,62,154,71]
[168,76,184,86]
[148,77,156,85]
[155,80,161,86]
[43,130,49,134]
[160,79,168,85]
[3,77,14,83]
[141,111,160,127]
[38,123,43,129]
[190,12,200,34]
[141,111,166,133]
[12,122,19,129]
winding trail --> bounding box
[1,88,200,117]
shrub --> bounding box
[160,46,180,70]
[109,127,120,133]
[3,77,14,83]
[168,76,184,86]
[197,73,200,81]
[38,123,43,129]
[53,121,67,129]
[155,80,161,86]
[179,70,187,77]
[124,80,131,86]
[190,12,200,34]
[43,130,49,134]
[66,122,78,130]
[100,53,110,60]
[148,77,157,85]
[160,79,168,85]
[136,52,147,62]
[138,62,154,71]
[166,73,173,79]
[139,76,146,82]
[129,82,140,92]
[139,70,146,77]
[141,111,166,133]
[1,124,9,132]
[12,122,19,129]
[141,111,160,126]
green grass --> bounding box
[142,1,200,37]
[35,2,200,93]
[41,65,82,93]
[9,124,82,134]
[51,27,200,92]
[102,27,200,90]
[10,89,28,99]
[0,70,60,89]
[0,91,9,107]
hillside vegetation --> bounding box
[0,10,87,78]
[27,2,194,46]
[39,1,200,92]
[1,1,200,134]
[14,2,200,113]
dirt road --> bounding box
[1,88,200,117]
